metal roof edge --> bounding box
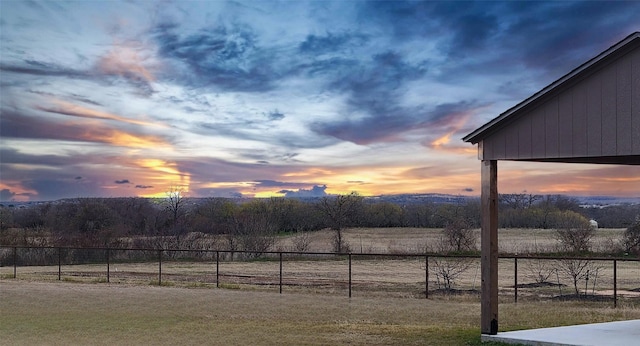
[463,32,640,144]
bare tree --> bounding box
[430,256,474,291]
[291,232,313,252]
[220,201,279,259]
[442,218,477,252]
[523,242,554,284]
[525,259,555,284]
[556,259,600,296]
[427,236,475,291]
[234,213,277,259]
[500,192,541,210]
[316,192,363,253]
[164,185,188,229]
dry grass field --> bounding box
[276,227,628,254]
[1,228,639,345]
[2,280,640,346]
[1,228,638,299]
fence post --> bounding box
[348,253,352,298]
[425,255,429,299]
[279,252,283,294]
[216,251,220,288]
[158,250,162,286]
[613,259,617,308]
[58,247,62,281]
[514,257,518,304]
[106,248,110,283]
[13,247,17,279]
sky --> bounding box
[1,0,640,202]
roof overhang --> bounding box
[511,155,640,165]
[463,32,640,145]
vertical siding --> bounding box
[479,44,640,161]
[481,137,493,159]
[505,121,519,158]
[544,98,560,157]
[558,92,573,157]
[491,131,506,159]
[531,106,546,158]
[572,83,588,156]
[617,53,633,155]
[601,63,617,156]
[517,115,533,158]
[483,133,500,159]
[586,75,602,156]
[632,48,640,154]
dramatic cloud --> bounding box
[153,21,280,92]
[0,61,89,79]
[1,1,638,201]
[95,43,157,96]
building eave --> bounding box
[463,32,640,144]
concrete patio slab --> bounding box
[481,319,640,346]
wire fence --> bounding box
[1,245,639,306]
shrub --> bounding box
[555,259,601,296]
[291,232,313,252]
[442,218,476,253]
[430,257,474,291]
[552,211,594,253]
[525,258,554,284]
[623,218,640,255]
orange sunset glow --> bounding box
[1,1,638,202]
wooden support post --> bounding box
[481,160,498,335]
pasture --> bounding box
[4,228,637,296]
[281,227,629,254]
[1,227,639,345]
[3,280,640,346]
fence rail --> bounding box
[1,245,638,306]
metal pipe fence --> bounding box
[1,245,638,306]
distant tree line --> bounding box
[0,192,638,254]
